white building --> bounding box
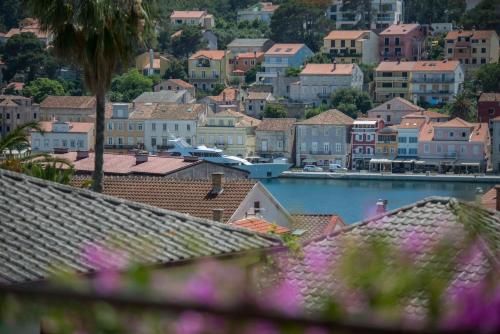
[396,116,426,158]
[237,2,280,23]
[144,104,211,152]
[289,63,363,106]
[31,120,95,152]
[327,0,402,30]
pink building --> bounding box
[351,119,385,170]
[379,24,425,61]
[231,52,265,77]
[418,118,490,173]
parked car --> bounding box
[329,163,347,172]
[303,165,323,172]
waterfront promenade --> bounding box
[282,171,500,183]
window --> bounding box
[62,140,68,147]
[387,115,391,122]
[350,40,355,47]
[6,114,10,119]
[277,140,283,149]
[108,122,113,130]
[218,135,224,144]
[481,48,486,53]
[44,139,49,147]
[398,137,407,143]
[481,58,486,64]
[16,113,20,119]
[448,48,452,54]
[187,124,191,131]
[312,142,318,153]
[323,127,329,136]
[395,37,400,45]
[237,136,243,145]
[199,136,205,144]
[163,123,167,131]
[437,144,442,153]
[70,140,75,148]
[254,201,261,214]
[175,124,179,131]
[462,132,467,138]
[152,123,156,131]
[384,38,389,46]
[128,123,134,131]
[449,131,454,137]
[138,123,143,131]
[118,137,123,145]
[409,137,418,143]
[461,145,466,153]
[151,137,157,147]
[33,113,37,119]
[300,142,307,152]
[398,148,407,155]
[108,137,113,145]
[409,148,417,155]
[323,142,330,153]
[248,105,253,111]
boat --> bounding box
[165,138,291,179]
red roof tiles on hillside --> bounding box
[300,63,355,75]
[296,109,353,126]
[445,30,496,40]
[256,118,296,132]
[380,24,420,35]
[41,96,96,109]
[324,30,371,40]
[232,217,290,234]
[189,50,227,60]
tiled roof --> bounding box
[481,186,498,211]
[151,103,207,120]
[165,79,194,89]
[56,152,201,176]
[265,44,306,56]
[0,169,280,284]
[279,197,500,314]
[380,23,421,35]
[246,92,274,100]
[419,120,488,142]
[189,50,227,60]
[296,109,353,126]
[235,52,265,59]
[432,117,473,128]
[291,214,346,241]
[40,96,96,109]
[445,30,497,40]
[324,30,371,40]
[37,121,94,133]
[369,97,423,113]
[69,176,258,223]
[256,118,296,132]
[404,110,450,119]
[397,117,427,129]
[208,88,239,102]
[479,93,500,102]
[231,217,290,235]
[300,64,355,75]
[208,110,261,128]
[133,91,188,104]
[375,61,416,72]
[0,99,19,107]
[170,10,206,19]
[227,38,271,48]
[6,82,25,91]
[412,60,460,72]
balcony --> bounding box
[352,153,374,159]
[412,90,451,95]
[376,76,408,82]
[317,92,331,98]
[412,77,455,83]
[329,50,362,58]
[308,150,333,155]
[376,87,408,93]
[261,62,289,68]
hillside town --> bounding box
[1,0,500,333]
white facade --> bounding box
[31,121,94,152]
[327,0,402,30]
[410,65,464,106]
[144,119,198,152]
[397,128,420,157]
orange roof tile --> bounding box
[296,109,353,126]
[209,88,239,102]
[479,93,500,102]
[404,110,450,120]
[265,44,306,56]
[256,118,296,132]
[412,60,460,72]
[170,10,207,19]
[7,82,25,91]
[40,96,96,109]
[37,121,94,133]
[380,24,421,35]
[167,79,194,89]
[232,217,290,234]
[300,63,355,75]
[445,30,497,40]
[324,30,371,40]
[397,117,426,129]
[432,118,473,128]
[375,61,416,72]
[189,50,227,60]
[481,187,498,211]
[291,214,346,241]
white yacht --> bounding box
[166,138,291,179]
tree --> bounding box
[1,32,47,82]
[211,83,226,96]
[0,0,24,31]
[461,0,500,32]
[25,0,151,192]
[23,77,66,103]
[445,92,477,122]
[245,64,262,84]
[306,52,332,64]
[330,88,373,117]
[109,69,153,103]
[285,67,301,77]
[305,104,329,119]
[426,35,445,61]
[171,25,204,59]
[163,58,187,81]
[359,63,376,84]
[263,104,288,118]
[404,0,465,25]
[474,63,500,93]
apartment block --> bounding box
[379,24,425,61]
[323,30,379,64]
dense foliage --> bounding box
[23,77,66,103]
[263,104,288,118]
[109,69,154,103]
[331,88,373,118]
[474,63,500,93]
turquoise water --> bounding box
[262,178,495,224]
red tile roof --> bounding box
[166,79,194,89]
[396,117,427,129]
[231,217,290,234]
[481,187,498,211]
[375,61,416,72]
[445,30,497,40]
[56,152,201,176]
[291,214,346,241]
[380,23,421,35]
[324,30,371,40]
[40,96,96,109]
[300,63,355,75]
[256,118,296,132]
[296,109,353,126]
[412,60,460,72]
[189,50,227,60]
[37,121,94,133]
[265,44,306,56]
[70,176,257,223]
[170,11,206,19]
[404,110,450,120]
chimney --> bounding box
[376,199,387,214]
[496,186,500,211]
[212,209,224,223]
[135,151,149,164]
[222,91,227,102]
[210,172,224,195]
[76,150,89,161]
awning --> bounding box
[393,159,415,163]
[370,159,392,164]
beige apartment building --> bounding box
[374,61,414,103]
[323,30,379,64]
[0,95,39,138]
[40,96,96,122]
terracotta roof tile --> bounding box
[69,176,257,223]
[208,88,239,102]
[324,30,371,40]
[369,97,423,113]
[265,44,306,56]
[256,118,296,132]
[37,121,94,133]
[412,60,460,72]
[189,50,227,60]
[404,110,450,120]
[235,52,265,59]
[481,187,498,211]
[40,96,96,109]
[166,79,194,89]
[296,109,353,126]
[231,217,290,234]
[376,61,416,72]
[445,30,497,40]
[397,117,427,129]
[300,63,355,75]
[479,93,500,102]
[380,23,421,35]
[291,214,346,241]
[170,10,207,19]
[151,103,207,120]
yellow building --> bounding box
[323,30,379,64]
[104,103,155,152]
[135,50,170,77]
[374,61,414,103]
[196,110,261,157]
[188,50,231,91]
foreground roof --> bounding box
[324,30,372,40]
[445,30,497,40]
[231,217,290,235]
[69,176,258,223]
[0,169,281,284]
[280,197,500,314]
[296,109,353,126]
[291,214,346,241]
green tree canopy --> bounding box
[23,77,66,103]
[263,104,288,118]
[461,0,500,32]
[305,104,329,119]
[110,69,154,103]
[330,88,373,118]
[0,0,24,31]
[404,0,465,25]
[163,58,187,81]
[1,32,47,82]
[245,64,262,84]
[474,63,500,93]
[306,52,332,64]
[445,92,477,122]
[171,25,205,59]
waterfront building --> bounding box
[418,118,490,173]
[256,44,314,97]
[237,2,280,23]
[379,24,425,61]
[31,120,94,152]
[396,116,427,160]
[40,96,96,122]
[0,95,39,138]
[255,118,296,162]
[367,97,423,125]
[351,118,385,170]
[144,103,210,151]
[154,79,196,97]
[326,0,402,30]
[227,38,274,54]
[410,60,464,107]
[197,110,261,158]
[374,61,414,103]
[323,30,379,64]
[289,63,363,107]
[245,92,276,118]
[478,93,500,128]
[135,50,169,77]
[170,10,215,29]
[372,126,398,171]
[188,50,231,91]
[491,117,500,173]
[444,30,499,73]
[295,109,353,168]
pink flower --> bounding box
[304,248,329,275]
[264,279,303,315]
[175,311,205,334]
[400,230,427,255]
[185,273,217,305]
